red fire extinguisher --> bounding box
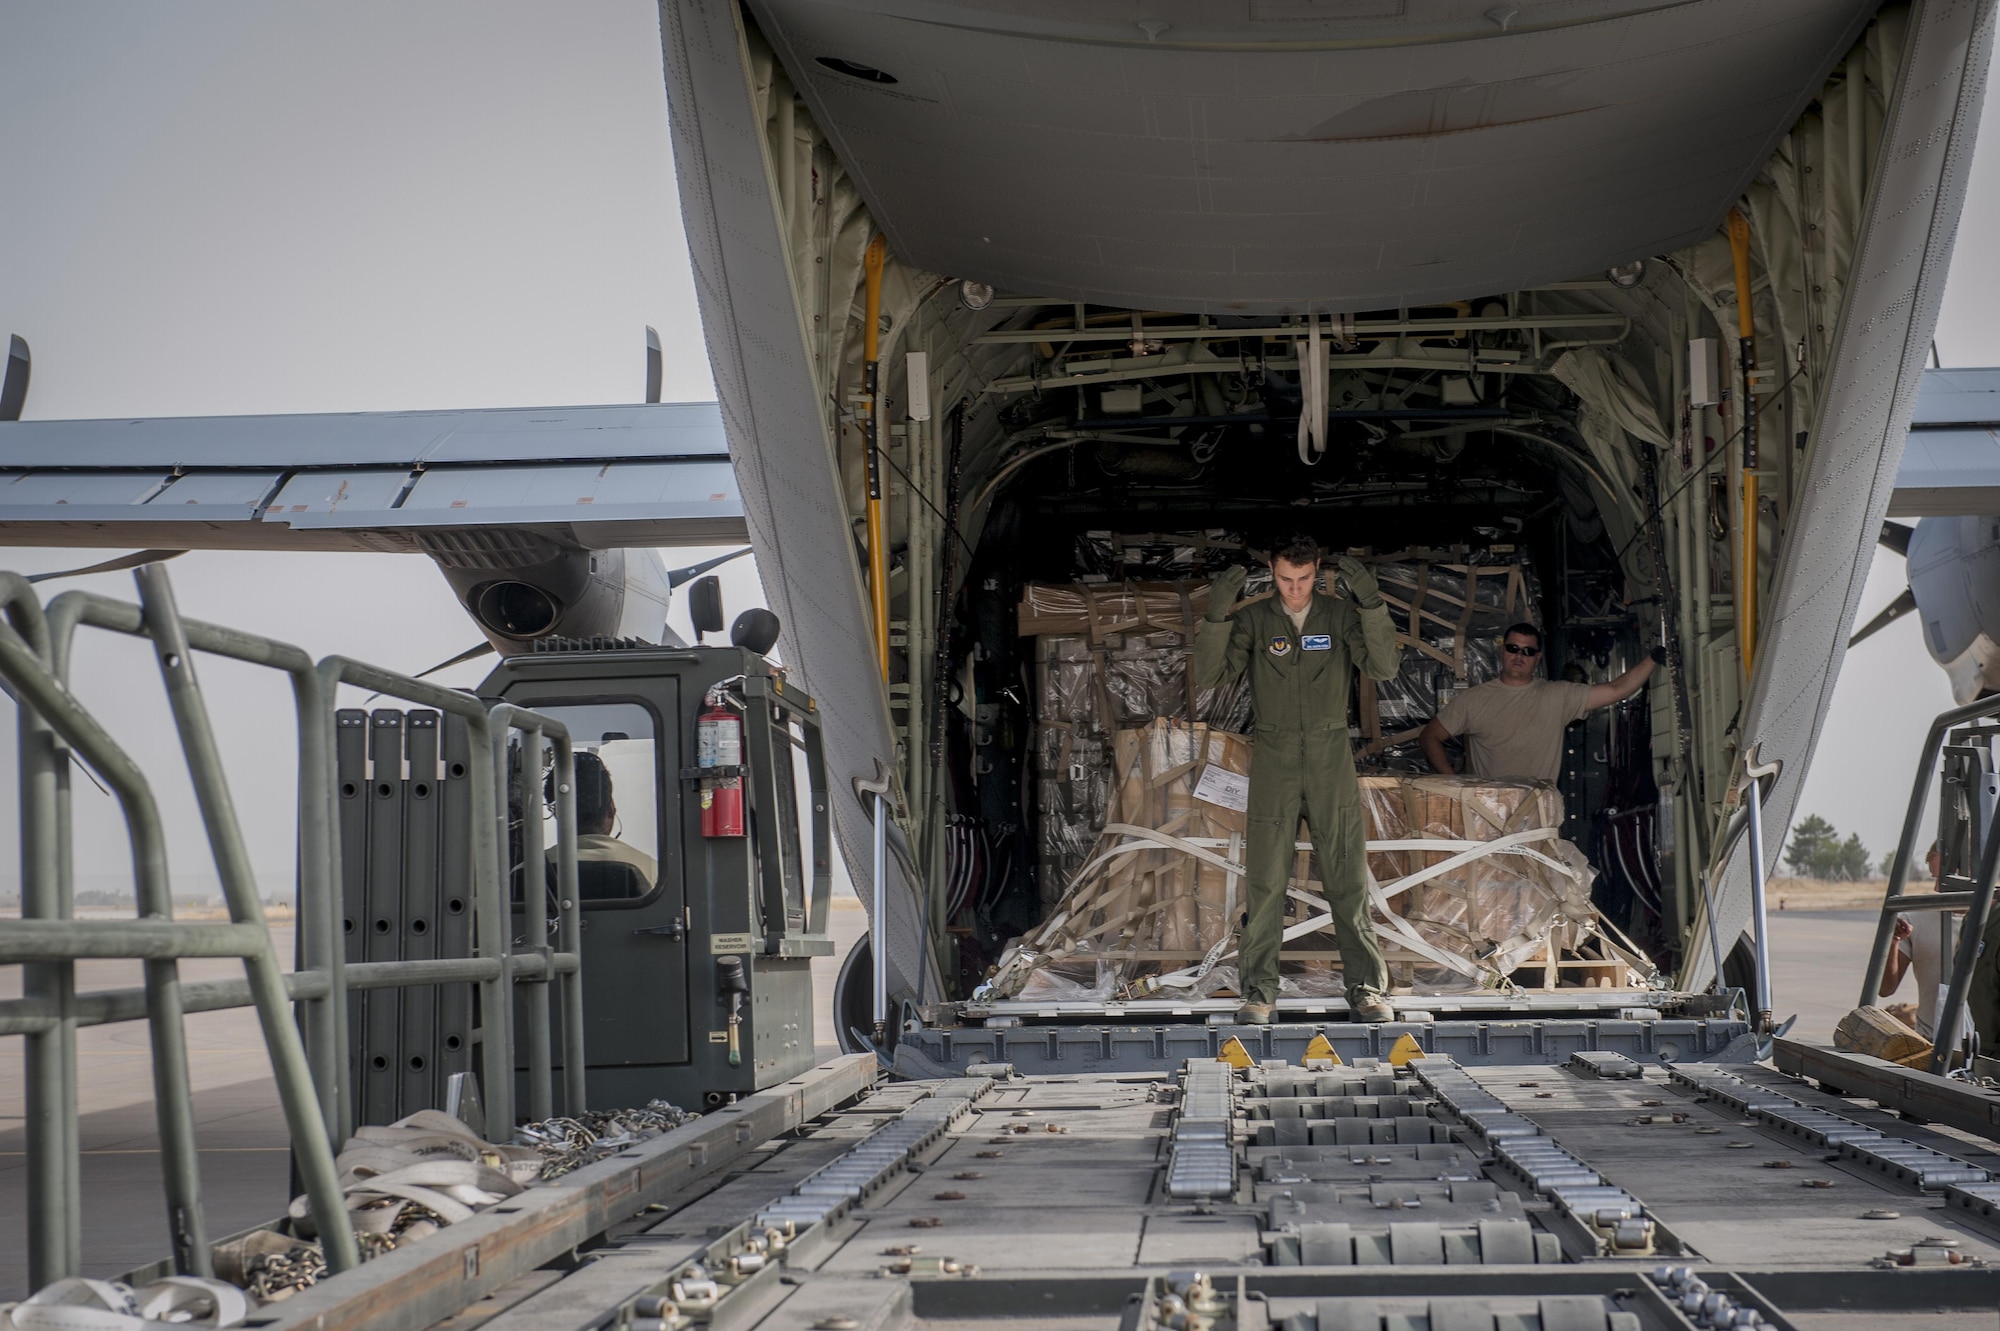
[698,690,745,838]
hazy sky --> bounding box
[0,1,759,896]
[0,1,1990,892]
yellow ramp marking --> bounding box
[1302,1033,1342,1066]
[1218,1036,1254,1068]
[1387,1032,1427,1066]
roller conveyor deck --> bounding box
[249,1046,2000,1331]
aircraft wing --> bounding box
[1891,368,2000,518]
[0,401,745,551]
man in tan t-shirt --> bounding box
[1418,623,1658,782]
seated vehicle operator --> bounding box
[1417,623,1659,782]
[1880,841,1951,1039]
[1878,838,2000,1053]
[546,751,656,897]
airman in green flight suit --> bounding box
[1194,532,1401,1025]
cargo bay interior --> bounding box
[737,6,1912,1013]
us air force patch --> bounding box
[1268,636,1291,656]
[1301,634,1332,651]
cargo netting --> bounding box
[992,719,1659,1001]
[1005,543,1656,1001]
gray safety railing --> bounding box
[316,663,586,1138]
[487,703,587,1124]
[0,566,586,1292]
[1860,695,2000,1075]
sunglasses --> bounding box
[1503,643,1542,657]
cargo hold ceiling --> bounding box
[747,0,1879,313]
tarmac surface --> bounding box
[1771,908,1888,1045]
[0,903,1886,1297]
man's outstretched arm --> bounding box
[1586,649,1661,710]
[1880,918,1913,996]
[1419,718,1456,774]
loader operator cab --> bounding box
[479,590,834,1113]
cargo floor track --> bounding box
[242,1045,2000,1331]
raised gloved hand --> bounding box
[1337,556,1382,609]
[1207,565,1248,620]
[1650,645,1668,665]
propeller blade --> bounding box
[1,335,29,422]
[26,549,187,584]
[362,641,494,705]
[1878,520,1915,558]
[645,326,663,405]
[666,545,752,588]
[412,641,495,681]
[1849,585,1918,647]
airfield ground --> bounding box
[0,894,1893,1296]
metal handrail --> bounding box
[5,569,589,1291]
[1858,696,2000,1074]
[1856,695,2000,1007]
[316,658,586,1138]
[0,572,357,1280]
[1933,795,2000,1073]
[487,703,588,1122]
[4,574,76,1286]
[134,567,364,1275]
[45,587,350,1142]
[0,949,579,1032]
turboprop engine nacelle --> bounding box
[422,531,673,654]
[1908,515,2000,704]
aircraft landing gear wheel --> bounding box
[835,932,890,1055]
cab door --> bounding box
[521,694,689,1069]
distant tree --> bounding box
[1832,833,1874,882]
[1785,814,1837,876]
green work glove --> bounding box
[1337,556,1383,609]
[1207,565,1248,620]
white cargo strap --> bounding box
[8,1276,248,1330]
[1077,824,1570,899]
[1004,824,1580,993]
[290,1109,545,1239]
[1297,312,1327,465]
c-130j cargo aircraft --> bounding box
[1,0,1996,1041]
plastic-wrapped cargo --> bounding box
[1011,720,1251,1001]
[1018,581,1216,638]
[1013,545,1577,990]
[992,719,1655,1002]
[1021,547,1538,889]
[1034,637,1113,895]
[1358,775,1630,991]
[1022,547,1539,770]
[1029,599,1252,900]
